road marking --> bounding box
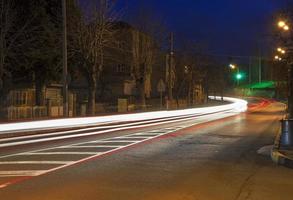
[94,140,140,143]
[147,131,168,133]
[0,170,46,176]
[117,136,151,139]
[0,111,237,160]
[0,161,73,165]
[0,175,29,177]
[134,133,161,136]
[59,145,122,148]
[22,152,101,155]
[0,110,241,188]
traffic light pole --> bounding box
[237,68,240,86]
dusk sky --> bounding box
[113,0,288,57]
[80,0,289,57]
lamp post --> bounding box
[277,20,293,118]
[229,64,242,86]
[62,0,68,117]
[275,19,293,154]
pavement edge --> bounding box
[271,125,293,168]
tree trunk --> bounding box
[35,81,45,106]
[188,75,192,106]
[188,85,191,106]
[0,35,5,118]
[0,39,4,92]
[34,67,45,106]
[140,81,146,110]
[87,75,96,116]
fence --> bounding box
[7,106,47,120]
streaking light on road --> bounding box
[0,97,247,134]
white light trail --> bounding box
[0,110,236,148]
[0,96,247,134]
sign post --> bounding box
[157,79,166,109]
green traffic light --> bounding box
[236,73,242,80]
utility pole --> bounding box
[257,42,262,83]
[258,56,262,83]
[249,57,252,84]
[62,0,68,117]
[237,67,240,86]
[168,32,174,101]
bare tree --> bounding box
[68,0,120,115]
[0,0,34,115]
[175,40,210,106]
[131,30,155,109]
[130,9,166,109]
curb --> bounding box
[271,149,293,168]
[271,125,293,168]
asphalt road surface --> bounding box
[0,101,291,200]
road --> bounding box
[0,100,292,200]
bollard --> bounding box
[280,119,293,149]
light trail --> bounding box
[0,96,247,134]
[0,110,234,148]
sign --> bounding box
[157,79,166,93]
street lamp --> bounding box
[229,64,236,69]
[284,25,290,31]
[275,55,282,61]
[276,19,293,118]
[277,47,286,54]
[278,20,286,28]
[184,65,189,74]
[278,20,290,31]
[275,18,293,153]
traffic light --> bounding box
[236,73,243,80]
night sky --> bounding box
[84,0,289,57]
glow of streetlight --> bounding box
[229,64,236,69]
[278,20,290,31]
[284,25,290,31]
[277,48,286,54]
[275,55,279,60]
[278,21,286,28]
[184,65,189,73]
